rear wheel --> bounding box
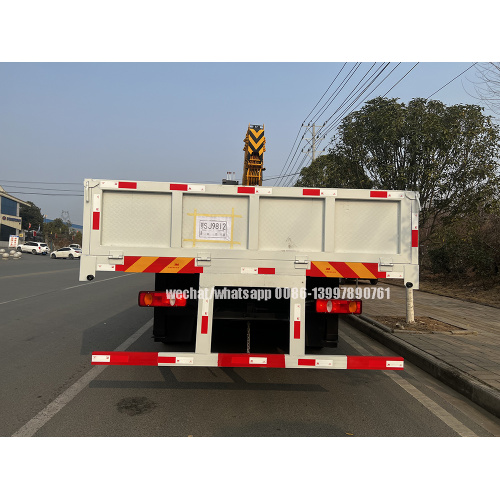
[69,254,74,260]
[17,246,22,251]
[370,279,378,285]
[32,249,37,255]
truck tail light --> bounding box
[316,299,362,314]
[138,291,187,307]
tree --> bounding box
[19,201,44,231]
[295,97,500,241]
[295,151,372,189]
[470,62,500,117]
[44,218,72,247]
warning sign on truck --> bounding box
[196,216,231,241]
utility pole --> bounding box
[301,123,327,164]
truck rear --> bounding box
[81,179,419,370]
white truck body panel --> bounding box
[80,179,419,286]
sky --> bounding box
[0,61,489,225]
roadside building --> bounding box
[0,185,30,248]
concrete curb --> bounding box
[344,314,500,419]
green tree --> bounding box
[44,218,72,247]
[295,97,500,240]
[295,151,372,189]
[19,201,44,231]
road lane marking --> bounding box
[0,268,76,280]
[342,333,478,437]
[11,318,153,437]
[0,273,138,306]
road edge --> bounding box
[344,314,500,419]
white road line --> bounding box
[342,333,478,437]
[0,273,138,306]
[11,318,153,437]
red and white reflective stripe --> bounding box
[412,213,419,230]
[412,230,419,247]
[293,304,301,339]
[170,183,205,192]
[218,353,285,368]
[92,194,101,230]
[382,272,404,279]
[97,264,116,271]
[370,191,404,198]
[241,267,276,275]
[200,297,209,334]
[302,188,337,196]
[100,180,138,189]
[91,352,404,370]
[158,356,193,365]
[412,213,419,247]
[346,356,404,369]
[237,186,273,195]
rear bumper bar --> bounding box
[92,351,404,370]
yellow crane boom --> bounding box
[242,124,266,186]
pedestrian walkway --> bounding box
[347,283,500,418]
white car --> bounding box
[17,241,48,255]
[50,247,82,259]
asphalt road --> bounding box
[2,253,500,437]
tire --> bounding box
[32,249,37,255]
[51,254,56,259]
[69,254,74,260]
[17,246,22,251]
[370,279,378,285]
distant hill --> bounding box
[45,219,83,231]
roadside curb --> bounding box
[344,314,500,419]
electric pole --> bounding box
[301,123,327,164]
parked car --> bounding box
[50,247,82,259]
[16,241,47,255]
[69,244,81,249]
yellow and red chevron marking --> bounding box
[306,261,383,279]
[115,256,203,274]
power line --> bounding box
[0,184,81,193]
[427,62,477,99]
[382,62,419,97]
[276,63,362,186]
[284,63,396,186]
[274,64,349,187]
[3,191,83,197]
[0,179,81,185]
[280,63,383,187]
[302,62,348,125]
[310,63,393,147]
[286,62,426,186]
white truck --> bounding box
[81,179,419,371]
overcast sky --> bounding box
[0,62,486,225]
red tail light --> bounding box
[138,291,187,307]
[316,299,362,314]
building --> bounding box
[0,185,30,248]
